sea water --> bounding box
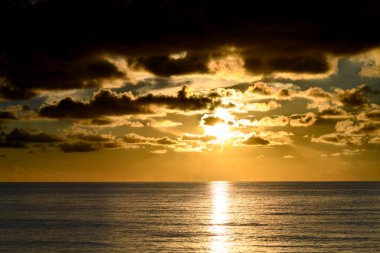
[0,182,379,252]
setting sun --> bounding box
[204,123,230,142]
[202,109,236,143]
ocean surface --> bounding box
[0,182,380,252]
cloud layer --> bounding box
[0,0,379,99]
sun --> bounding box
[202,109,236,143]
[204,123,230,141]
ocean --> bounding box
[0,182,379,252]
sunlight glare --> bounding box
[203,109,236,143]
[210,181,230,253]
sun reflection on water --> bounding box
[210,181,230,253]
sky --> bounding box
[0,0,379,181]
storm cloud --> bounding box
[39,86,219,118]
[1,0,379,99]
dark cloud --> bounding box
[137,86,219,111]
[59,141,121,153]
[201,115,225,126]
[289,113,318,127]
[337,84,370,107]
[90,118,114,126]
[241,135,270,146]
[39,90,150,118]
[361,110,380,121]
[0,53,126,99]
[67,133,113,142]
[39,86,219,118]
[123,133,177,146]
[117,78,191,95]
[305,87,332,99]
[59,142,102,153]
[318,107,351,119]
[246,82,274,96]
[156,137,178,145]
[131,54,209,77]
[0,0,379,99]
[59,131,120,152]
[0,127,122,152]
[0,142,27,149]
[262,59,380,94]
[234,131,294,146]
[245,54,330,74]
[0,111,17,126]
[0,128,60,149]
[0,111,18,120]
[5,128,62,143]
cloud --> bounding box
[0,105,37,125]
[242,82,289,95]
[238,113,317,128]
[0,111,18,120]
[74,117,145,128]
[0,126,126,152]
[1,1,379,99]
[335,84,370,107]
[39,86,220,118]
[0,128,61,149]
[245,100,281,112]
[289,113,318,127]
[238,116,289,127]
[311,119,380,146]
[0,142,27,149]
[119,77,190,95]
[358,109,380,122]
[234,131,293,146]
[59,142,107,153]
[57,129,122,152]
[304,87,333,99]
[148,120,182,128]
[317,107,353,119]
[39,89,147,118]
[283,155,295,159]
[0,109,19,127]
[4,128,62,143]
[311,133,352,146]
[200,115,225,126]
[131,53,209,77]
[321,149,364,157]
[180,133,217,142]
[123,132,211,152]
[173,145,205,153]
[350,48,380,77]
[0,55,126,99]
[243,83,377,113]
[123,133,178,146]
[245,82,276,96]
[335,119,380,135]
[150,149,167,154]
[369,136,380,144]
[242,83,377,115]
[240,134,270,146]
[66,132,114,143]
